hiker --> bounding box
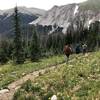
[82,43,87,54]
[75,44,81,54]
[63,44,72,62]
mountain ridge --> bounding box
[0,6,46,16]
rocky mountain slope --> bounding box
[30,0,100,34]
[0,7,46,38]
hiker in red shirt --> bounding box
[63,44,72,62]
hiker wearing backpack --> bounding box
[63,44,72,62]
[82,43,87,54]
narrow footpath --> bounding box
[0,62,65,100]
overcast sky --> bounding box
[0,0,87,10]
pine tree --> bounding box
[0,49,8,64]
[13,6,25,64]
[30,28,40,61]
[93,21,100,48]
[0,41,9,64]
[88,21,100,49]
[65,33,73,45]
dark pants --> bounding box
[83,49,86,54]
[66,54,70,58]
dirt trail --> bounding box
[0,62,65,100]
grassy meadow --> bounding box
[13,51,100,100]
[0,55,64,89]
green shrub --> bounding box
[13,89,26,100]
[21,80,33,92]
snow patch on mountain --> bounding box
[74,5,79,15]
[89,19,93,24]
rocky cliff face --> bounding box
[30,4,78,33]
[30,0,100,34]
